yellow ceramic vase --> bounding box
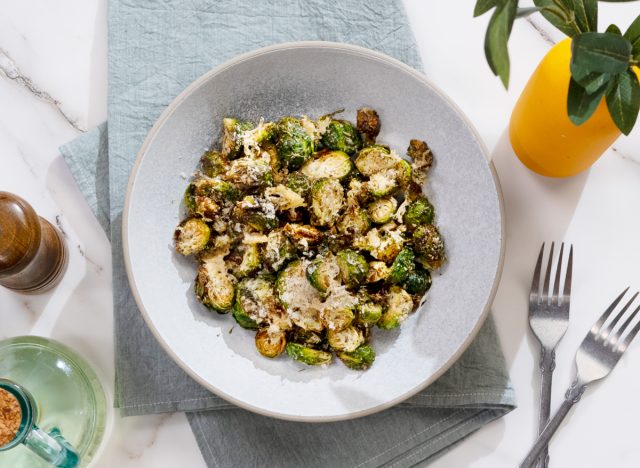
[509,38,638,178]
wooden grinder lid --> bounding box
[0,192,41,278]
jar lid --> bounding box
[0,192,41,277]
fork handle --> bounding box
[537,348,556,468]
[520,379,587,468]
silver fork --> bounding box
[528,242,573,468]
[520,288,640,468]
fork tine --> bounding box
[542,242,555,300]
[563,245,573,301]
[530,243,545,302]
[552,243,564,303]
[619,304,640,352]
[601,291,639,339]
[592,287,630,333]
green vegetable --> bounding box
[338,345,376,370]
[356,107,381,145]
[357,301,383,326]
[310,178,345,226]
[200,150,229,177]
[227,157,274,191]
[283,223,323,250]
[366,172,398,197]
[301,150,353,180]
[233,196,278,232]
[234,277,281,327]
[327,326,364,352]
[354,145,399,176]
[184,178,239,217]
[174,218,210,256]
[232,302,260,329]
[353,227,404,263]
[286,342,332,366]
[413,224,446,270]
[285,172,312,198]
[195,257,236,313]
[264,230,296,272]
[306,256,336,295]
[378,286,413,329]
[234,244,261,278]
[366,261,390,283]
[337,206,371,237]
[276,117,315,169]
[403,197,434,229]
[222,117,254,159]
[368,197,398,224]
[320,119,362,155]
[388,248,415,284]
[404,268,432,295]
[336,250,369,287]
[255,328,287,357]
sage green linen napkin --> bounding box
[59,1,516,465]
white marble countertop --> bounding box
[1,1,639,466]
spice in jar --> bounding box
[0,388,21,446]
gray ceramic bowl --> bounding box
[123,42,504,422]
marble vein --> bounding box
[0,47,86,132]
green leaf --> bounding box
[534,0,581,37]
[623,14,640,59]
[516,7,542,18]
[474,0,498,17]
[606,69,640,135]
[572,0,598,34]
[484,0,517,88]
[605,24,622,35]
[571,33,633,76]
[574,71,612,94]
[567,78,608,125]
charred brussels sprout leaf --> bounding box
[301,150,353,180]
[174,218,210,256]
[286,342,332,366]
[388,248,415,284]
[276,117,315,169]
[200,150,229,177]
[338,344,376,370]
[222,118,253,159]
[413,224,446,270]
[404,268,432,295]
[403,197,434,229]
[327,326,364,352]
[356,107,381,145]
[255,328,287,357]
[378,286,413,329]
[336,250,369,287]
[368,197,398,224]
[310,178,345,226]
[407,139,433,184]
[356,301,383,326]
[320,119,362,155]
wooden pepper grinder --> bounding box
[0,192,68,293]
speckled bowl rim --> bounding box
[122,41,505,423]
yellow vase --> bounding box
[509,38,637,178]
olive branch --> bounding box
[475,0,640,135]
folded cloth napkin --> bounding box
[60,1,516,466]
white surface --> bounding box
[0,0,638,466]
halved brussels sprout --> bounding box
[195,255,236,312]
[356,301,383,326]
[366,261,390,283]
[338,344,376,370]
[184,178,239,216]
[285,172,312,198]
[301,150,353,180]
[404,268,432,295]
[264,184,306,211]
[276,260,324,332]
[397,159,413,187]
[337,206,371,237]
[289,328,323,347]
[356,107,381,146]
[235,277,284,327]
[234,244,262,278]
[320,119,362,155]
[366,171,398,197]
[354,226,404,263]
[232,301,259,329]
[403,197,434,229]
[327,326,364,352]
[222,118,254,159]
[175,218,210,256]
[255,328,287,358]
[321,306,354,331]
[336,250,369,287]
[311,178,344,226]
[264,230,296,271]
[286,343,332,366]
[242,121,277,156]
[276,117,315,169]
[388,248,415,284]
[200,150,229,177]
[354,145,399,176]
[407,139,433,183]
[226,157,274,190]
[368,197,398,224]
[283,223,323,251]
[413,224,445,270]
[233,196,278,232]
[378,286,414,329]
[306,255,338,295]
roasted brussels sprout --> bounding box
[388,248,415,284]
[404,268,432,295]
[306,255,338,295]
[232,301,259,329]
[354,226,404,263]
[403,197,434,229]
[276,117,315,169]
[242,121,277,156]
[283,223,323,251]
[366,171,398,197]
[174,218,210,256]
[184,178,239,217]
[366,261,390,283]
[255,328,287,357]
[321,306,354,331]
[264,230,296,271]
[301,150,353,180]
[285,172,312,198]
[378,286,413,329]
[368,197,398,224]
[354,145,399,176]
[264,184,306,211]
[327,326,364,352]
[289,328,323,347]
[226,157,274,191]
[233,244,262,278]
[320,119,362,155]
[336,250,369,287]
[286,343,332,366]
[397,159,413,187]
[234,277,286,328]
[356,107,381,146]
[310,178,345,226]
[338,345,375,370]
[356,301,383,326]
[222,117,253,159]
[200,150,229,177]
[276,260,324,332]
[413,224,445,270]
[195,255,236,312]
[233,196,278,232]
[337,206,371,237]
[407,139,433,184]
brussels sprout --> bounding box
[356,107,381,145]
[397,159,413,187]
[276,260,324,332]
[338,344,376,370]
[232,301,260,329]
[367,197,398,224]
[404,268,432,295]
[354,226,404,263]
[301,150,353,180]
[388,248,415,284]
[337,206,371,238]
[310,178,344,226]
[235,277,285,327]
[321,306,354,332]
[200,150,229,177]
[174,218,210,255]
[242,121,277,156]
[306,256,338,295]
[289,328,323,347]
[407,139,433,184]
[234,244,262,278]
[354,145,399,176]
[378,286,414,329]
[327,326,364,352]
[233,196,278,232]
[184,178,239,217]
[320,119,362,155]
[356,301,383,326]
[413,224,445,270]
[403,197,434,229]
[222,118,254,159]
[255,328,287,358]
[283,223,323,251]
[366,171,398,197]
[226,157,274,191]
[264,184,306,212]
[195,256,236,312]
[286,343,332,366]
[264,230,296,271]
[285,173,312,198]
[276,117,315,169]
[336,250,369,287]
[366,261,391,283]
